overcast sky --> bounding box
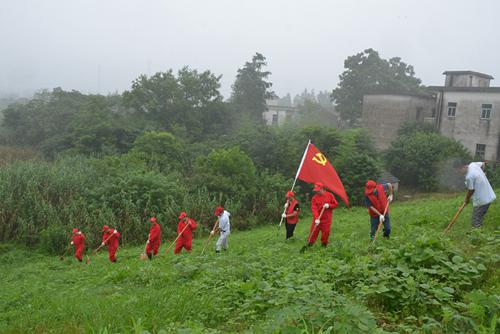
[1,0,499,99]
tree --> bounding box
[123,67,228,140]
[331,49,423,127]
[231,53,275,122]
[129,131,184,173]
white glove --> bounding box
[101,242,105,246]
[146,240,150,243]
[282,213,287,218]
[70,241,74,245]
[284,202,289,208]
[379,215,385,223]
[388,194,393,203]
[113,230,118,234]
[210,231,215,236]
[323,203,329,209]
[315,219,320,226]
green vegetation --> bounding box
[1,193,498,333]
[385,123,471,192]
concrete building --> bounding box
[361,92,435,150]
[428,71,500,161]
[361,70,500,161]
[262,98,300,126]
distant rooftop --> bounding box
[443,71,494,80]
[428,86,500,93]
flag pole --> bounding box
[278,140,311,228]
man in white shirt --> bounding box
[212,206,231,253]
[454,160,496,228]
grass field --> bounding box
[0,193,499,333]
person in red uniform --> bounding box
[101,225,120,262]
[146,217,161,260]
[365,180,393,240]
[71,228,85,262]
[307,182,338,247]
[174,212,197,254]
[282,191,300,240]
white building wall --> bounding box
[439,91,500,160]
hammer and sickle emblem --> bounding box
[312,153,327,166]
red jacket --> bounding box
[366,184,388,218]
[102,229,120,249]
[311,191,338,224]
[148,223,161,245]
[177,218,197,240]
[72,232,85,249]
[286,199,300,225]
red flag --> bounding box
[296,142,349,206]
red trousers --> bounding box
[308,221,331,245]
[108,247,117,262]
[146,241,160,256]
[74,246,84,261]
[174,238,192,254]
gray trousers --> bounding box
[472,204,490,228]
[216,230,230,251]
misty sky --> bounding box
[1,0,499,99]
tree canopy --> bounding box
[231,53,275,122]
[331,48,423,127]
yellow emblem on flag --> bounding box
[312,153,327,166]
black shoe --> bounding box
[215,250,220,253]
[321,243,327,248]
[147,253,152,260]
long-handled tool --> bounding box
[59,243,72,261]
[372,201,391,245]
[277,201,289,230]
[164,222,191,255]
[139,239,149,260]
[201,220,219,255]
[300,206,326,253]
[443,202,466,235]
[93,233,114,254]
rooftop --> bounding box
[428,86,500,93]
[443,71,494,80]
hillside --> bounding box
[0,193,498,333]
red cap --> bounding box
[313,182,323,191]
[149,217,157,223]
[286,191,295,198]
[101,225,109,232]
[72,228,78,233]
[365,180,377,195]
[214,206,224,216]
[178,212,187,219]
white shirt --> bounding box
[218,210,231,232]
[465,162,496,207]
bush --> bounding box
[385,129,471,191]
[40,225,68,255]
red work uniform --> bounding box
[285,198,300,239]
[174,218,197,254]
[71,232,85,261]
[102,228,120,262]
[309,191,338,246]
[146,222,161,256]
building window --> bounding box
[447,102,457,117]
[481,104,492,120]
[272,113,278,126]
[475,144,486,160]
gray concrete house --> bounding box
[361,70,500,161]
[427,71,500,161]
